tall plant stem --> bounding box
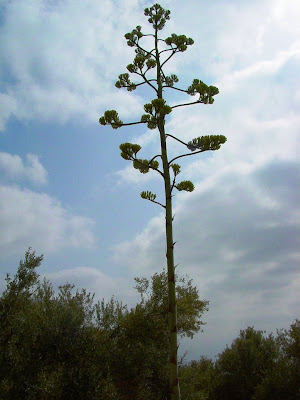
[155,25,180,400]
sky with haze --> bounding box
[0,0,299,360]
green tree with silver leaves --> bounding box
[99,4,226,399]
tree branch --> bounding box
[168,149,207,165]
[161,49,176,68]
[122,150,165,178]
[166,134,191,148]
[130,76,157,84]
[162,86,188,94]
[135,81,149,88]
[133,157,165,178]
[159,47,175,55]
[147,198,166,208]
[170,173,177,193]
[160,68,167,83]
[142,33,155,38]
[143,66,154,75]
[118,121,147,128]
[135,41,154,57]
[136,35,157,57]
[120,81,148,90]
[135,71,158,93]
[171,100,202,109]
[149,154,163,164]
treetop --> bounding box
[144,3,171,31]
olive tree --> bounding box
[0,249,208,399]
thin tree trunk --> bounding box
[161,122,180,400]
[155,28,180,400]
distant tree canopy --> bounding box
[180,322,300,400]
[0,249,208,400]
[0,249,298,400]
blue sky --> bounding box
[0,0,299,360]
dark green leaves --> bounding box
[99,110,123,129]
[133,159,159,174]
[187,135,227,151]
[141,191,157,201]
[119,142,160,174]
[126,52,156,74]
[140,114,157,129]
[0,249,209,399]
[141,99,172,129]
[115,73,136,91]
[126,63,136,73]
[141,188,165,208]
[162,74,179,87]
[146,58,157,69]
[119,143,142,160]
[150,160,159,170]
[187,79,219,104]
[165,34,194,52]
[175,180,194,192]
[3,248,42,299]
[171,163,181,176]
[124,25,143,47]
[144,98,172,117]
[144,3,170,31]
[133,159,151,173]
[134,55,146,70]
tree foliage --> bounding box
[0,249,208,400]
[1,250,299,399]
[179,324,300,400]
[211,327,280,400]
[180,357,217,400]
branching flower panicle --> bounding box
[98,4,227,399]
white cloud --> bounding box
[0,0,145,131]
[217,42,300,91]
[0,93,17,131]
[45,266,139,306]
[113,213,165,274]
[112,0,300,188]
[114,163,160,185]
[0,184,95,257]
[1,0,299,134]
[161,0,300,86]
[1,0,300,360]
[112,159,300,358]
[0,152,48,185]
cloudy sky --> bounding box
[0,0,299,360]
